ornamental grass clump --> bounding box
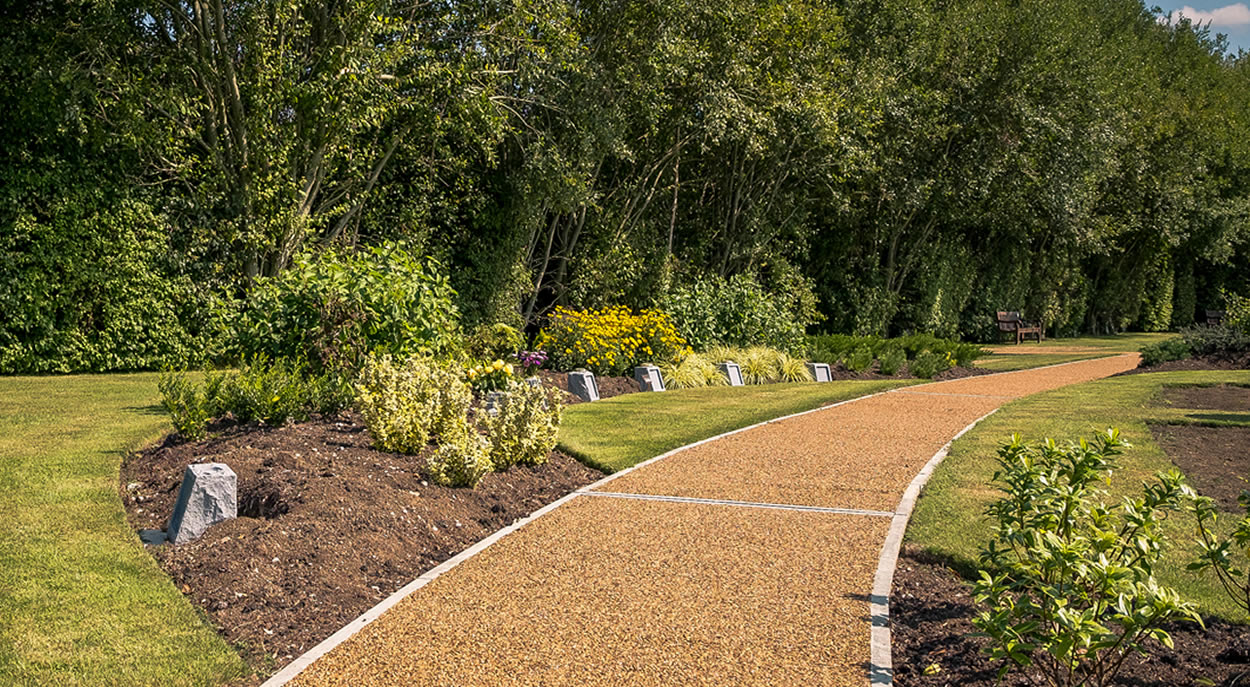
[538,305,688,376]
[776,353,813,382]
[740,347,780,385]
[659,353,728,389]
[974,430,1201,687]
[483,381,563,470]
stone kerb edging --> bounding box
[868,409,999,686]
[261,354,1128,687]
[259,388,898,687]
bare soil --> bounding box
[1123,354,1250,375]
[1161,384,1250,411]
[120,414,601,677]
[1151,424,1250,512]
[891,548,1250,687]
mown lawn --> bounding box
[0,374,248,686]
[559,379,918,473]
[975,332,1171,372]
[907,369,1250,621]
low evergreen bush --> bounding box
[483,382,562,470]
[1139,338,1191,367]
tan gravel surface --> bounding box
[285,354,1138,687]
[291,496,887,687]
[600,391,1003,512]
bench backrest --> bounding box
[996,311,1022,331]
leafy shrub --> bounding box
[1224,291,1250,335]
[662,271,818,352]
[467,323,524,361]
[807,333,985,369]
[974,431,1200,687]
[1139,338,1191,367]
[483,382,563,470]
[467,359,514,392]
[224,355,321,425]
[878,346,906,375]
[355,355,442,454]
[1180,324,1250,357]
[158,370,211,440]
[538,305,687,376]
[427,428,493,488]
[908,350,949,379]
[1189,490,1250,616]
[845,344,874,372]
[233,242,460,372]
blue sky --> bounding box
[1156,3,1250,54]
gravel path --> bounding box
[279,353,1139,687]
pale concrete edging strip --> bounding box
[868,408,999,686]
[260,388,898,687]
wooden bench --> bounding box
[1206,310,1226,326]
[996,311,1043,344]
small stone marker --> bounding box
[807,362,832,383]
[484,390,509,417]
[525,376,542,389]
[635,364,665,392]
[567,369,600,402]
[167,463,237,545]
[718,361,745,387]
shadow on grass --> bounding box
[123,403,166,416]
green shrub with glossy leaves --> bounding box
[233,242,459,372]
[908,350,950,379]
[878,346,906,375]
[974,431,1200,687]
[845,344,874,372]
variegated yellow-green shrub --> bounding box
[355,354,467,454]
[427,426,494,488]
[483,381,563,470]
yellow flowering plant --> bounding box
[537,305,689,376]
[466,358,514,392]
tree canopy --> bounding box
[2,0,1248,371]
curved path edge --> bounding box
[261,354,1131,687]
[260,388,898,687]
[868,409,997,684]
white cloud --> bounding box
[1176,3,1250,27]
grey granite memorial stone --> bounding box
[567,370,600,402]
[718,361,745,387]
[167,463,237,545]
[806,362,832,383]
[634,364,665,392]
[525,376,542,389]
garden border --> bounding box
[260,354,1130,687]
[259,387,897,687]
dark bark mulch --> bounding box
[1150,424,1250,512]
[891,548,1250,687]
[120,415,601,677]
[1161,384,1250,412]
[1121,354,1250,376]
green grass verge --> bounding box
[0,374,249,686]
[906,369,1250,621]
[559,379,918,473]
[991,332,1174,353]
[975,352,1112,372]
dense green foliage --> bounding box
[1190,491,1250,617]
[974,431,1200,687]
[807,333,984,373]
[4,0,1250,372]
[1139,338,1192,367]
[232,244,459,370]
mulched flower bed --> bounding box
[891,548,1250,686]
[120,414,601,677]
[1161,383,1250,412]
[1151,424,1250,512]
[1121,354,1250,376]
